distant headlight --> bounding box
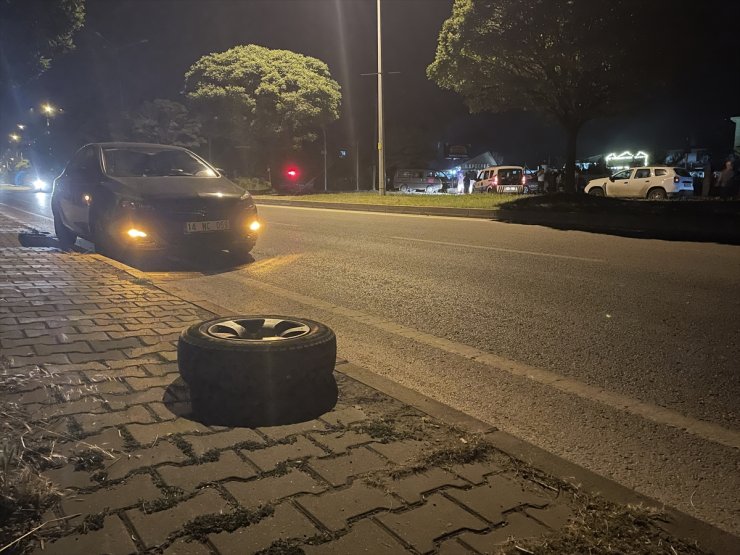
[33,179,47,190]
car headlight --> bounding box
[33,179,47,190]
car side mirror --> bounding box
[608,176,615,182]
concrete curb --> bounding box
[254,198,740,243]
[93,252,738,554]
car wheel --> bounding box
[588,187,605,196]
[647,187,667,200]
[178,316,337,426]
[229,243,255,261]
[52,207,77,250]
[400,185,409,193]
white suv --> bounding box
[585,167,694,199]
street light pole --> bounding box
[376,0,386,196]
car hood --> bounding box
[108,176,245,200]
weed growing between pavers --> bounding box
[199,448,220,463]
[170,434,197,460]
[117,426,139,451]
[500,499,705,555]
[255,539,306,554]
[140,484,186,514]
[0,402,63,553]
[66,418,84,440]
[233,439,264,451]
[71,449,105,472]
[77,512,105,533]
[355,418,420,443]
[129,278,153,287]
[182,504,274,541]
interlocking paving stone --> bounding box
[224,468,325,508]
[457,512,549,552]
[127,488,229,547]
[185,428,266,457]
[244,436,326,472]
[302,519,409,554]
[102,441,188,482]
[37,397,105,419]
[452,462,503,485]
[296,482,397,532]
[309,447,389,486]
[102,387,167,410]
[383,467,468,504]
[68,350,129,364]
[525,503,573,530]
[163,538,212,555]
[310,430,375,455]
[32,515,137,555]
[127,375,177,390]
[36,341,92,355]
[149,402,178,421]
[54,427,127,458]
[436,539,478,554]
[320,406,368,427]
[58,379,131,400]
[371,440,427,464]
[258,420,327,441]
[126,420,211,445]
[3,386,57,404]
[208,502,317,554]
[446,475,549,524]
[158,451,256,491]
[84,367,149,381]
[44,462,97,489]
[89,337,142,352]
[75,405,154,433]
[377,493,488,554]
[60,473,161,519]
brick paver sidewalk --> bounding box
[0,211,707,555]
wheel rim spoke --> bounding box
[206,318,310,341]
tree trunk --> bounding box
[563,123,581,194]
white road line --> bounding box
[390,236,606,263]
[266,222,301,228]
[204,276,740,451]
[0,202,53,221]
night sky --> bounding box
[8,0,740,167]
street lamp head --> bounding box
[41,103,56,116]
[9,133,20,142]
[17,124,25,130]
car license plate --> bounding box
[504,186,517,192]
[185,220,229,233]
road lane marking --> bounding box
[207,276,740,451]
[0,202,53,221]
[390,236,606,263]
[266,222,301,228]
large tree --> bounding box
[183,45,341,173]
[427,0,671,192]
[126,99,204,149]
[0,0,85,87]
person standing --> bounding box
[537,166,546,193]
[716,160,735,199]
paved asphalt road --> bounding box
[2,189,739,535]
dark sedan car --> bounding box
[51,143,261,256]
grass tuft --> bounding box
[183,505,274,541]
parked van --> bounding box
[473,166,528,194]
[392,169,451,193]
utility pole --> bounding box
[356,141,360,191]
[376,0,386,195]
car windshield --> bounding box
[102,147,217,178]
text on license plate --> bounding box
[185,220,230,233]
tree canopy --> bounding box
[0,0,86,87]
[183,44,341,161]
[126,99,204,149]
[427,0,670,190]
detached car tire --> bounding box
[178,316,337,426]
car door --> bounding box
[58,145,101,235]
[605,169,634,197]
[629,168,652,197]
